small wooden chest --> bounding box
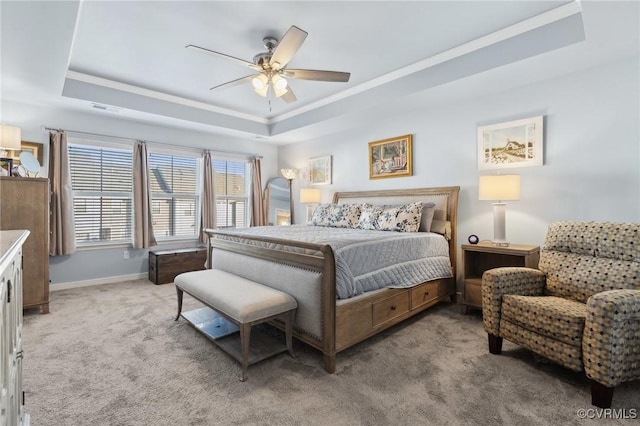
[148,247,208,285]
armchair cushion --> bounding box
[540,222,640,303]
[481,267,546,336]
[583,289,640,387]
[502,295,586,347]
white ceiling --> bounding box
[1,1,639,144]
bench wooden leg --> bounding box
[240,323,252,382]
[174,287,183,321]
[284,310,295,358]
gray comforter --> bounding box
[214,225,452,299]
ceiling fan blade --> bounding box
[280,87,297,103]
[284,69,350,82]
[210,74,258,91]
[186,44,260,70]
[269,26,308,69]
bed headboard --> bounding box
[332,186,460,275]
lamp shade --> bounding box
[0,125,21,150]
[272,74,288,98]
[479,175,521,201]
[281,168,298,179]
[300,188,321,204]
[252,74,269,97]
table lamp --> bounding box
[0,125,21,157]
[300,188,321,224]
[479,174,521,246]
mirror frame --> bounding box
[264,177,293,225]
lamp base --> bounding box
[491,241,510,247]
[491,203,510,247]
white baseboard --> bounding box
[51,273,149,291]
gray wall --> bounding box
[2,56,638,285]
[278,57,640,286]
[1,101,279,285]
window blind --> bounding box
[213,159,249,228]
[69,144,133,244]
[149,152,199,238]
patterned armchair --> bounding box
[482,221,640,408]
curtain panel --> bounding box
[199,151,215,244]
[132,141,157,248]
[48,131,77,255]
[250,157,266,227]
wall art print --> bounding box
[368,134,412,179]
[477,116,543,170]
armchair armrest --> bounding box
[583,289,640,387]
[481,267,546,336]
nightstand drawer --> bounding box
[372,292,409,327]
[410,282,439,310]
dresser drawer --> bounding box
[372,292,409,327]
[410,282,439,310]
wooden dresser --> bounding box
[1,230,30,425]
[0,177,50,313]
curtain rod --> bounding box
[42,126,263,159]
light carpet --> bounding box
[22,280,639,425]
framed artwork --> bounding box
[368,134,412,179]
[7,141,44,166]
[477,116,543,170]
[309,155,332,185]
[0,158,13,176]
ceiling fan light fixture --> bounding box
[252,74,269,97]
[254,85,269,97]
[188,25,349,105]
[272,74,288,90]
[272,74,288,97]
[273,86,288,98]
[251,74,268,90]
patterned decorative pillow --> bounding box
[327,203,362,228]
[310,203,333,226]
[357,203,382,230]
[311,203,362,228]
[374,201,423,232]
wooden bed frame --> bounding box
[205,186,459,373]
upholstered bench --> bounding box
[174,269,297,381]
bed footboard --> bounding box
[205,229,338,372]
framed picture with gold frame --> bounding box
[368,134,412,179]
[7,141,44,166]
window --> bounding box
[213,159,250,228]
[149,152,199,238]
[69,143,133,244]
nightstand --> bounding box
[461,242,540,311]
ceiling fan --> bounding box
[186,25,350,103]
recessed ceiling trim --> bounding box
[270,0,582,124]
[65,70,268,124]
